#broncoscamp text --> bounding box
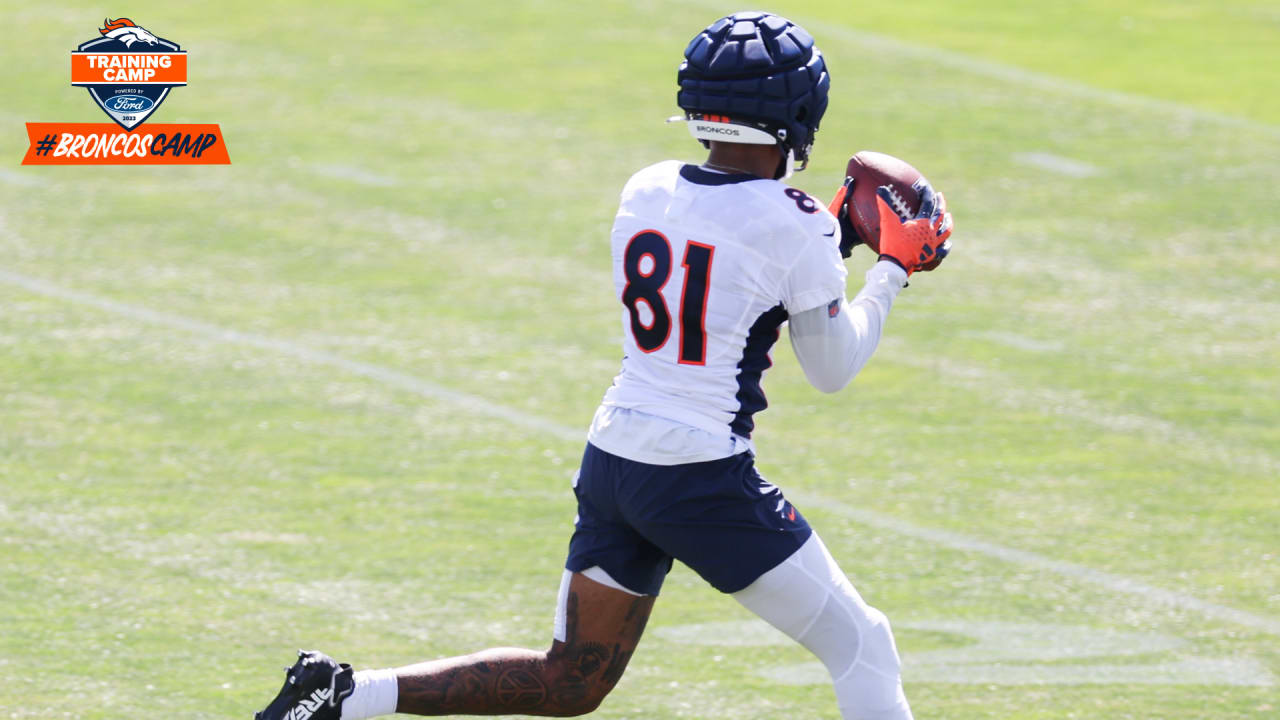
[47,130,221,160]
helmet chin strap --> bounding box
[774,148,797,180]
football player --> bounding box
[254,11,951,720]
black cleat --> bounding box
[254,650,355,720]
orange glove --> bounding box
[875,184,953,275]
[828,177,862,258]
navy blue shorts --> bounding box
[564,442,812,595]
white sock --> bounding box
[339,668,399,720]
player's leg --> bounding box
[732,533,912,720]
[256,443,667,719]
[619,451,910,720]
[255,571,653,720]
[391,570,653,716]
[366,442,666,717]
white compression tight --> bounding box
[732,533,913,720]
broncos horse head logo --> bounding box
[99,18,159,48]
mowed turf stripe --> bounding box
[748,6,1280,140]
[3,266,1277,639]
[789,493,1280,638]
[33,161,1274,473]
[0,267,583,445]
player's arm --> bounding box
[790,180,954,392]
[788,260,907,393]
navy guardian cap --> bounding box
[676,11,830,177]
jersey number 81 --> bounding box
[622,230,714,366]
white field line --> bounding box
[959,330,1065,353]
[310,163,399,187]
[658,620,1276,686]
[0,168,51,187]
[1012,151,1101,178]
[884,350,1280,476]
[792,14,1280,141]
[0,268,582,445]
[2,266,1278,638]
[788,492,1280,638]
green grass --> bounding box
[786,0,1280,125]
[2,1,1277,718]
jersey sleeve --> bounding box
[779,220,848,315]
[788,260,908,392]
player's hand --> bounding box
[875,184,953,275]
[828,176,862,258]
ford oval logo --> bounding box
[105,95,154,113]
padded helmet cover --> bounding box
[677,11,830,164]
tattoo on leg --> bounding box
[623,596,651,636]
[569,642,608,677]
[494,667,549,710]
[601,644,631,686]
[398,652,548,715]
[394,586,655,716]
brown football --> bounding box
[839,150,929,254]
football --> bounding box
[836,150,930,254]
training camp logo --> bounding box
[21,17,229,165]
[76,18,183,130]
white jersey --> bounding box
[589,161,848,463]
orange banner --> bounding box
[22,122,229,165]
[71,52,187,85]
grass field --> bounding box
[2,1,1278,718]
